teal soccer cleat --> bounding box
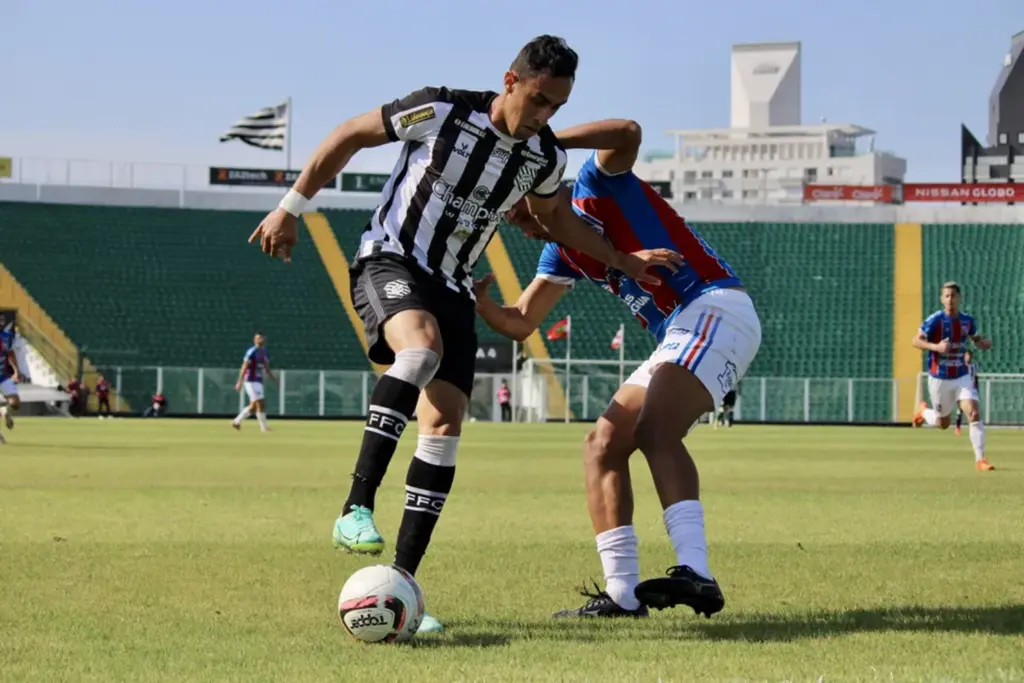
[332,505,385,555]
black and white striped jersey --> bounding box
[355,86,568,296]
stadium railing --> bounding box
[85,362,1016,426]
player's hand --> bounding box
[473,273,497,301]
[505,201,547,240]
[614,251,679,286]
[234,381,242,392]
[631,248,685,273]
[934,338,952,354]
[249,209,298,263]
[975,337,993,351]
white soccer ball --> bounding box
[337,564,425,644]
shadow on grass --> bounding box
[439,604,1024,644]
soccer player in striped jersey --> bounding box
[232,333,276,432]
[955,350,978,436]
[248,37,666,635]
[0,325,22,444]
[476,118,762,620]
[912,282,995,470]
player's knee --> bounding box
[7,397,19,409]
[582,424,628,470]
[389,347,441,390]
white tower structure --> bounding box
[633,41,907,205]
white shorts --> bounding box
[0,378,18,397]
[927,375,978,417]
[625,289,762,405]
[243,381,264,402]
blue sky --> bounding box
[3,0,1021,182]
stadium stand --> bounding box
[0,202,369,412]
[3,196,1020,423]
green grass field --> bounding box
[1,418,1022,683]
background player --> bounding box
[233,333,276,432]
[0,325,22,444]
[912,282,994,470]
[478,117,762,620]
[247,36,662,635]
[955,350,978,436]
[715,382,739,429]
[95,374,112,418]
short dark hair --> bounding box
[510,35,578,80]
[942,281,961,294]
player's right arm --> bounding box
[553,118,642,175]
[250,87,447,261]
[235,359,249,392]
[474,243,578,342]
[912,314,951,354]
[475,276,569,342]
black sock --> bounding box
[956,410,963,429]
[343,374,420,513]
[393,456,456,576]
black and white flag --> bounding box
[219,101,288,151]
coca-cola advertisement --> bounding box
[803,185,894,203]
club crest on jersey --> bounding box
[515,162,542,192]
[383,279,412,299]
[399,106,435,128]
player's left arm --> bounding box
[968,317,993,350]
[553,118,642,175]
[525,188,672,286]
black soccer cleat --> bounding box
[633,565,725,618]
[552,582,649,619]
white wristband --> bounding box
[278,189,309,217]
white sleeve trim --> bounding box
[536,273,577,288]
[593,151,631,177]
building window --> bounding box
[700,189,713,199]
[683,171,696,183]
[721,169,733,178]
[1018,132,1024,144]
[684,191,697,200]
[826,167,834,176]
[722,189,734,199]
[804,167,818,182]
[998,132,1008,144]
[742,189,758,198]
[700,170,713,179]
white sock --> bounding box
[596,526,641,610]
[257,411,268,429]
[233,407,251,425]
[969,422,986,461]
[922,409,939,427]
[663,500,712,580]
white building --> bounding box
[633,41,907,204]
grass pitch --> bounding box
[1,418,1022,682]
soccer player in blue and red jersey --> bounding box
[0,325,22,444]
[912,282,994,470]
[233,332,276,432]
[476,118,762,620]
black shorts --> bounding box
[722,390,737,407]
[350,255,477,397]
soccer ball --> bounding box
[337,564,425,644]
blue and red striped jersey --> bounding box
[244,346,269,382]
[535,152,741,342]
[920,310,976,379]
